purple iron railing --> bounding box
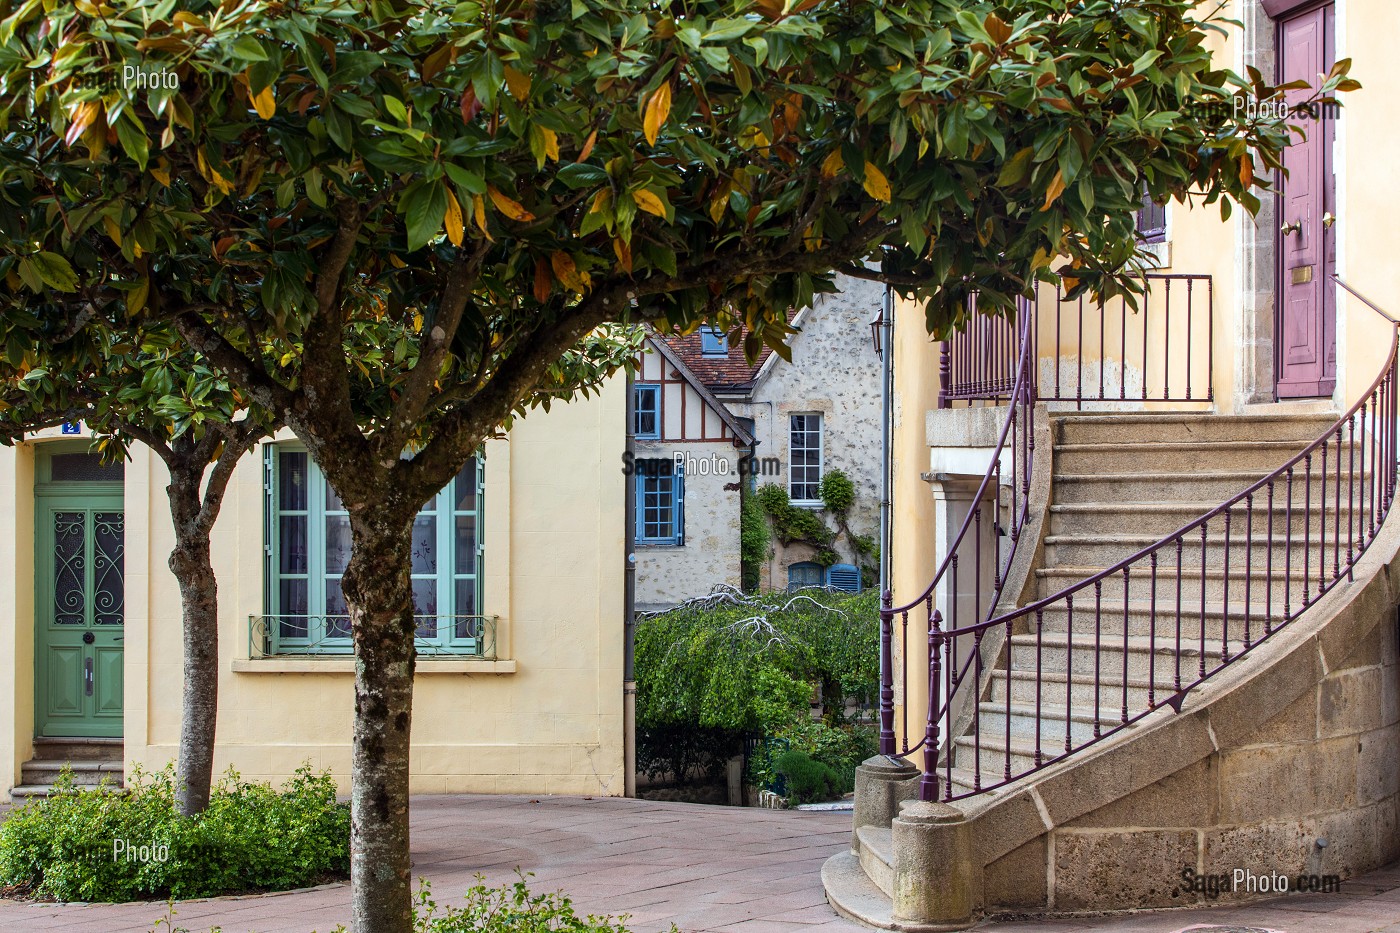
[939,274,1214,408]
[882,274,1399,803]
[877,292,1040,798]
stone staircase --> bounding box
[11,737,124,801]
[827,409,1400,928]
[934,411,1344,797]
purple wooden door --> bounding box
[1275,3,1337,399]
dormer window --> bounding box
[700,326,728,357]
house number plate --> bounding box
[1292,265,1314,285]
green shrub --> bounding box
[818,470,855,516]
[0,765,349,902]
[406,875,673,933]
[739,493,770,592]
[774,751,842,804]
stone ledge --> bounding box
[822,852,973,933]
[231,658,517,674]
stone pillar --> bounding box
[851,755,920,851]
[892,800,974,928]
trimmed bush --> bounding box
[0,765,349,902]
[774,751,842,804]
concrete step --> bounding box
[30,736,123,761]
[1035,597,1284,643]
[987,667,1161,711]
[1008,630,1246,683]
[1053,469,1369,504]
[19,759,123,787]
[1041,531,1349,569]
[855,824,894,898]
[1052,439,1362,474]
[1037,564,1314,607]
[1053,413,1340,446]
[951,731,1058,778]
[973,701,1101,745]
[1048,501,1363,539]
[8,783,127,803]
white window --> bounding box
[789,413,823,503]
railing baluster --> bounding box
[973,629,984,791]
[1199,521,1208,680]
[1349,413,1357,579]
[1334,424,1343,583]
[1265,482,1275,636]
[1244,494,1253,649]
[922,614,941,802]
[1320,440,1329,594]
[1174,536,1184,692]
[1148,552,1158,708]
[1304,455,1313,607]
[1285,468,1295,619]
[1093,580,1103,739]
[879,596,895,755]
[1035,607,1044,766]
[1004,614,1013,781]
[1121,567,1130,725]
[1222,510,1232,663]
[1065,595,1075,752]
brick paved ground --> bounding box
[0,795,1397,933]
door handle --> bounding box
[84,657,93,697]
[1281,220,1302,237]
[1322,212,1338,229]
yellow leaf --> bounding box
[821,149,844,179]
[1239,154,1254,188]
[504,65,531,103]
[472,194,493,241]
[1042,169,1066,210]
[390,254,407,268]
[613,237,632,272]
[150,166,171,187]
[550,251,591,293]
[128,277,149,314]
[862,161,892,202]
[633,188,666,218]
[643,82,671,147]
[590,188,612,215]
[488,186,536,222]
[102,214,122,246]
[541,127,559,162]
[444,187,464,246]
[413,311,424,332]
[576,129,598,163]
[252,85,276,120]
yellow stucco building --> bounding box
[0,381,627,802]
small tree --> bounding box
[0,0,1350,928]
[0,323,275,816]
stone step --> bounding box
[20,759,124,787]
[30,736,123,761]
[1042,531,1355,569]
[1036,564,1315,607]
[1053,413,1340,446]
[8,784,126,803]
[1034,597,1284,643]
[1053,470,1370,504]
[987,667,1161,711]
[973,701,1101,745]
[1008,630,1246,683]
[1048,501,1364,539]
[855,824,894,898]
[1052,438,1363,474]
[951,731,1055,778]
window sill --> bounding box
[231,658,517,675]
[1141,240,1171,268]
[790,500,824,509]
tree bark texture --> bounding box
[342,508,417,933]
[169,539,219,816]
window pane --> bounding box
[455,578,478,617]
[51,452,124,483]
[279,579,308,636]
[279,451,308,510]
[324,580,350,638]
[325,514,352,574]
[325,479,345,512]
[455,462,477,511]
[279,515,308,573]
[412,515,437,574]
[455,515,477,573]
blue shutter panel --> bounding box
[826,563,861,593]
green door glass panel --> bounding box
[35,495,124,738]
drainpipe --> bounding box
[624,370,637,798]
[878,287,895,598]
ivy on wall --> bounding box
[753,469,877,584]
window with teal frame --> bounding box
[263,447,484,654]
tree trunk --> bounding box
[342,508,417,933]
[170,540,219,816]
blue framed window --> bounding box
[1137,187,1167,245]
[634,384,660,439]
[635,458,684,546]
[700,326,728,357]
[788,562,823,591]
[264,447,484,654]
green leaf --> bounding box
[115,113,149,171]
[30,252,78,292]
[556,163,609,189]
[399,181,449,251]
[444,164,486,194]
[231,36,268,62]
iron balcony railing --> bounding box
[882,274,1399,803]
[248,614,498,660]
[940,273,1214,407]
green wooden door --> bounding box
[35,496,125,737]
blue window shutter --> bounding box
[826,563,861,593]
[674,462,685,546]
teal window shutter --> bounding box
[826,563,861,593]
[674,461,685,547]
[788,562,823,591]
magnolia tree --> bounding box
[0,320,274,816]
[0,0,1352,928]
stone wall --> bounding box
[730,274,885,590]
